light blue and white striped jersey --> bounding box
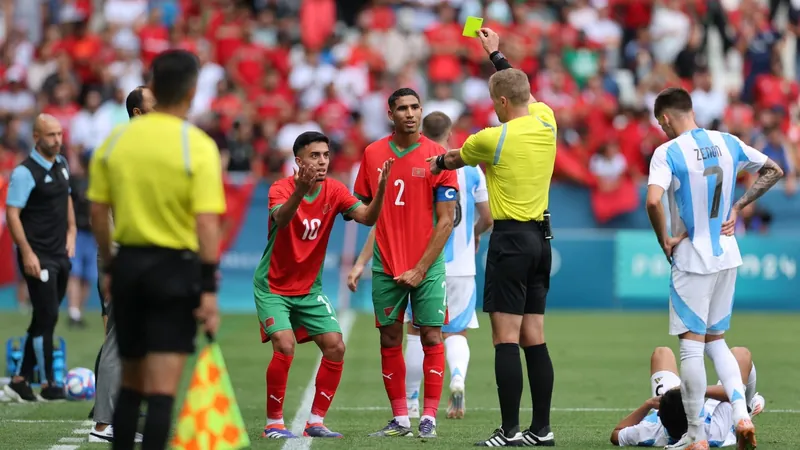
[444,165,488,277]
[648,128,768,274]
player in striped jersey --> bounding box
[403,112,493,420]
[646,88,783,450]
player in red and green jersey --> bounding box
[254,131,392,439]
[353,88,459,439]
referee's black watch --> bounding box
[435,155,447,170]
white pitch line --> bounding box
[6,419,89,424]
[46,421,93,450]
[282,310,356,450]
[330,406,800,414]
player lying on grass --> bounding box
[255,131,392,439]
[611,346,765,448]
[353,88,459,439]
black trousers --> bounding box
[483,220,552,316]
[111,246,201,359]
[16,253,70,383]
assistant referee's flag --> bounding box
[171,333,250,450]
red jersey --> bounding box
[353,135,458,277]
[254,177,361,296]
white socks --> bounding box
[69,306,81,321]
[405,334,424,401]
[444,335,470,389]
[679,339,707,441]
[745,363,757,406]
[705,339,749,420]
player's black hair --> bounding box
[658,388,688,440]
[422,111,452,142]
[653,87,693,118]
[125,86,146,118]
[149,50,200,107]
[388,88,421,110]
[292,131,330,156]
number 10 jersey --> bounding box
[648,128,767,274]
[254,177,361,296]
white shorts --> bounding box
[404,276,478,333]
[669,266,737,336]
[650,370,681,397]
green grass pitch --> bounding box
[1,311,799,449]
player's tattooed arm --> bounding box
[610,397,661,445]
[722,158,784,236]
[732,158,784,211]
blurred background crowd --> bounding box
[1,0,798,226]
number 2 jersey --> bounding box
[648,128,767,274]
[354,135,458,278]
[253,177,361,296]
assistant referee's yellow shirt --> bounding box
[86,112,226,251]
[460,102,556,222]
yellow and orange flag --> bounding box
[171,335,250,450]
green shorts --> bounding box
[254,284,341,344]
[372,271,448,328]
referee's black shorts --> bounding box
[111,246,201,359]
[483,220,551,315]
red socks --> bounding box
[266,352,293,420]
[310,358,344,417]
[422,343,445,418]
[380,345,408,417]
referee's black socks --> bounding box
[524,343,554,433]
[113,388,142,450]
[143,394,174,449]
[495,343,522,436]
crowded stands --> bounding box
[0,0,797,229]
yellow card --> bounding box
[462,16,483,38]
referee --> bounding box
[88,85,154,444]
[429,28,557,447]
[87,50,226,450]
[4,114,76,402]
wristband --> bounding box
[103,260,113,275]
[201,262,219,293]
[435,154,447,170]
[489,51,513,71]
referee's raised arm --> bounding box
[86,49,226,450]
[428,28,559,447]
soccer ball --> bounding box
[63,368,96,401]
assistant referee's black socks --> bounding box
[495,343,523,436]
[524,343,554,433]
[112,388,142,450]
[142,394,175,450]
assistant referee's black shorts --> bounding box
[111,246,201,359]
[483,220,551,315]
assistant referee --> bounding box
[429,28,557,447]
[87,50,226,450]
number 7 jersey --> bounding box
[354,135,459,278]
[254,177,362,296]
[648,128,767,274]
